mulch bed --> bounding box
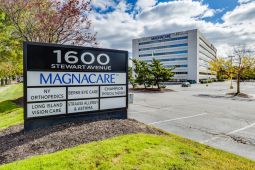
[0,119,164,165]
[226,93,251,98]
[12,97,24,107]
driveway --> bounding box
[128,81,255,160]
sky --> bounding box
[90,0,255,57]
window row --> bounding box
[139,36,188,45]
[139,43,188,51]
[139,50,188,57]
[199,44,216,58]
[165,64,188,68]
[143,57,188,62]
[174,72,188,75]
[199,38,217,54]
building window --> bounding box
[139,50,188,57]
[139,36,188,45]
[174,72,188,75]
[142,58,188,63]
[139,43,188,51]
[165,64,188,68]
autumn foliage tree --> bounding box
[209,47,255,94]
[0,0,97,85]
[0,0,97,46]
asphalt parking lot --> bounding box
[128,81,255,160]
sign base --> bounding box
[24,110,127,131]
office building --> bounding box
[132,29,217,83]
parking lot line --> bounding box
[202,122,255,144]
[129,109,157,114]
[148,112,209,125]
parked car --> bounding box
[17,76,24,83]
[181,82,191,87]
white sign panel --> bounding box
[27,101,66,118]
[27,71,126,86]
[27,87,66,102]
[100,97,126,110]
[68,99,99,113]
[100,86,126,97]
[68,86,99,99]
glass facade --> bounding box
[139,43,188,51]
[143,58,188,62]
[165,64,188,68]
[174,72,188,75]
[139,50,188,57]
[139,36,188,45]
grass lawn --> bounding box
[0,133,254,170]
[0,84,23,130]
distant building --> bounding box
[132,29,217,83]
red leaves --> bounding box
[0,0,97,46]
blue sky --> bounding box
[126,0,240,23]
[91,0,255,57]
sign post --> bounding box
[23,42,128,131]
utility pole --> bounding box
[228,55,234,89]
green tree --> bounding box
[149,58,175,89]
[132,59,153,89]
[209,58,229,80]
[0,10,22,85]
[128,67,136,89]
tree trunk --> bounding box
[0,79,4,86]
[237,74,241,94]
[4,78,8,85]
[156,82,160,89]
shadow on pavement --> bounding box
[194,94,255,102]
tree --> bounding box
[209,58,230,81]
[209,48,255,94]
[0,10,23,85]
[149,58,175,89]
[0,0,97,46]
[0,62,16,85]
[132,59,153,89]
[128,67,136,89]
[131,59,175,89]
[233,47,255,94]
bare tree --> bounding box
[233,46,255,94]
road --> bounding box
[128,81,255,160]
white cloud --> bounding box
[90,0,255,57]
[238,0,254,4]
[135,0,157,11]
[91,0,117,11]
[223,1,255,24]
[138,0,215,21]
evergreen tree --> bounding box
[132,59,153,89]
[149,58,175,89]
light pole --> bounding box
[228,55,234,89]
